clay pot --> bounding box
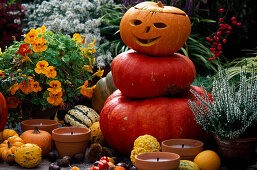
[52,127,90,158]
[135,152,180,170]
[161,139,203,160]
[215,135,257,161]
[21,119,58,134]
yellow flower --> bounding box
[0,70,4,78]
[35,60,49,74]
[24,29,39,44]
[82,65,93,73]
[88,39,96,54]
[32,81,42,92]
[32,36,47,53]
[80,85,96,98]
[9,82,19,95]
[0,48,2,55]
[21,54,32,63]
[92,67,104,78]
[47,80,62,94]
[45,66,57,78]
[77,80,89,89]
[47,91,63,106]
[72,33,82,43]
[36,26,46,34]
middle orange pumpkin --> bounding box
[111,50,196,98]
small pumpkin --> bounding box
[0,129,19,142]
[20,127,52,155]
[0,92,8,132]
[65,105,99,128]
[0,136,24,163]
[14,143,42,168]
[120,1,191,56]
[89,121,105,144]
[92,71,117,113]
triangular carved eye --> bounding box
[130,20,142,26]
[154,23,167,28]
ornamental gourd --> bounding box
[111,50,196,98]
[0,92,8,132]
[65,105,99,128]
[100,87,210,154]
[0,136,24,163]
[120,1,191,56]
[20,127,52,155]
[89,121,105,144]
[92,71,117,113]
[0,129,19,142]
[14,143,42,168]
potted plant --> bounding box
[188,65,257,164]
[0,26,104,120]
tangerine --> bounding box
[193,150,221,170]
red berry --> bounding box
[217,31,222,36]
[226,31,231,34]
[210,48,216,52]
[219,23,224,27]
[98,161,105,170]
[217,46,222,50]
[231,17,236,21]
[219,51,223,54]
[213,36,217,40]
[219,18,224,22]
[219,8,224,13]
[100,156,109,163]
[228,26,232,30]
[218,43,222,48]
[223,39,227,43]
[225,24,229,28]
[237,22,242,26]
[207,37,211,41]
[213,42,218,46]
[209,58,214,61]
[232,21,237,25]
[216,37,220,41]
[214,56,218,60]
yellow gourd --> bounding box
[178,160,200,170]
[14,143,42,168]
[89,121,105,144]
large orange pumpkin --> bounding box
[0,92,8,131]
[100,87,209,154]
[20,127,52,155]
[120,1,191,56]
[111,50,196,98]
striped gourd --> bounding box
[65,105,99,128]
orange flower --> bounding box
[35,60,49,74]
[32,81,42,92]
[36,26,46,34]
[47,80,62,94]
[9,82,19,95]
[0,70,4,78]
[24,29,38,44]
[92,67,104,78]
[80,85,96,98]
[17,44,31,56]
[82,65,93,73]
[77,80,89,89]
[45,66,57,78]
[21,54,32,63]
[47,91,63,106]
[7,97,21,108]
[32,36,47,53]
[72,33,82,43]
[19,81,33,94]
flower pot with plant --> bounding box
[188,65,257,165]
[0,26,104,120]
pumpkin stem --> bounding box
[33,127,40,134]
[5,154,14,164]
[7,141,12,148]
[157,1,164,8]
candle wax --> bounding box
[170,145,194,148]
[144,159,172,162]
[32,123,45,126]
[61,132,85,135]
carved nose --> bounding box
[145,26,151,33]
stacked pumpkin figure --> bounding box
[100,1,208,154]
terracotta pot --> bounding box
[135,152,180,170]
[21,119,58,134]
[215,135,257,161]
[161,139,203,160]
[52,127,91,158]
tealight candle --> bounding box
[21,119,58,134]
[161,139,204,160]
[135,152,180,170]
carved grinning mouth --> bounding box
[136,37,160,46]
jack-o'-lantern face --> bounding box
[120,1,191,56]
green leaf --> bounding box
[62,55,70,63]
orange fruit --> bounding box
[193,150,221,170]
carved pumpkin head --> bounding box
[120,1,191,56]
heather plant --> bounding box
[0,0,25,51]
[189,66,257,139]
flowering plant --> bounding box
[0,26,104,114]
